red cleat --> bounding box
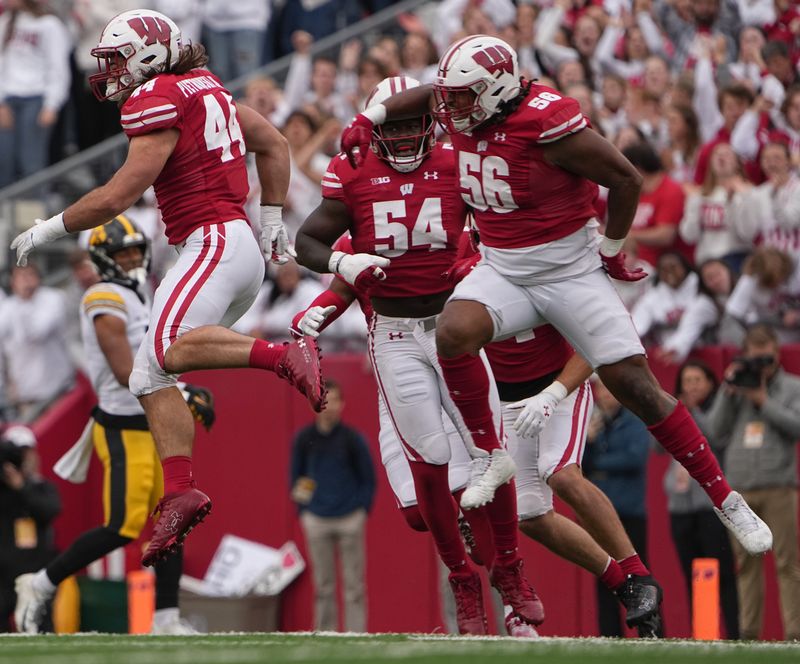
[449,571,489,635]
[490,558,545,625]
[142,487,212,567]
[277,336,326,412]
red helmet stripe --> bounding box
[399,76,407,91]
[389,77,397,95]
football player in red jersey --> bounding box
[9,10,325,567]
[340,35,772,558]
[297,232,663,636]
[295,76,543,635]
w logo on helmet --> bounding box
[473,45,514,76]
[128,15,171,47]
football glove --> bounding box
[180,383,216,431]
[11,213,69,266]
[291,305,338,339]
[506,382,568,438]
[600,252,647,282]
[260,205,296,265]
[341,114,374,169]
[443,253,480,286]
[328,250,390,293]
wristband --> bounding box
[361,103,386,125]
[43,212,69,239]
[599,236,625,257]
[542,381,568,403]
[328,250,346,274]
[260,205,282,226]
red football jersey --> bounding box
[120,69,249,244]
[449,83,599,249]
[485,326,574,384]
[321,144,467,298]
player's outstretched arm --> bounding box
[341,84,434,167]
[543,128,646,282]
[10,130,178,266]
[95,314,135,387]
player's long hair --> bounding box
[487,78,533,127]
[168,43,210,75]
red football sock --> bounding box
[618,553,650,578]
[409,462,471,574]
[454,490,496,569]
[400,505,428,533]
[438,353,500,452]
[162,455,193,494]
[648,402,731,507]
[600,557,626,590]
[484,481,520,566]
[248,339,286,372]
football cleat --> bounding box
[150,616,200,635]
[276,336,326,413]
[714,491,773,555]
[615,574,663,637]
[142,487,212,567]
[460,448,516,510]
[505,611,540,638]
[490,558,545,626]
[14,573,49,634]
[448,571,489,635]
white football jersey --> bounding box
[80,282,149,416]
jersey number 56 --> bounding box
[459,152,517,214]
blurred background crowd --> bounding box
[1,0,800,640]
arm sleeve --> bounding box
[759,388,800,440]
[632,291,657,338]
[662,294,719,361]
[19,480,62,523]
[81,288,128,322]
[725,273,759,324]
[594,24,623,71]
[282,52,312,112]
[678,193,703,245]
[774,182,800,230]
[693,56,724,143]
[637,11,665,55]
[534,7,579,67]
[705,386,741,441]
[729,189,763,243]
[42,17,72,112]
[730,110,762,161]
[26,290,68,341]
[532,96,588,144]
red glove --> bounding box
[341,114,373,168]
[443,253,481,286]
[353,267,386,295]
[601,252,648,282]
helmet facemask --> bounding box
[433,82,489,134]
[372,115,435,172]
[89,45,140,102]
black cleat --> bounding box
[616,574,663,638]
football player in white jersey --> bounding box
[14,217,213,635]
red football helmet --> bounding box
[365,76,435,173]
[433,35,521,134]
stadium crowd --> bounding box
[1,0,800,640]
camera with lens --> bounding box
[0,440,23,469]
[727,355,776,388]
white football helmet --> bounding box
[89,10,182,102]
[433,35,521,134]
[365,76,435,173]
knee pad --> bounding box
[129,338,178,397]
[413,431,453,466]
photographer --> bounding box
[0,426,60,632]
[707,324,800,641]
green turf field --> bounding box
[1,633,799,664]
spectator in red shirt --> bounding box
[623,142,689,267]
[695,84,757,185]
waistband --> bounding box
[92,406,150,431]
[373,313,438,332]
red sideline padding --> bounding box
[31,348,799,638]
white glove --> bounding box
[10,213,68,266]
[260,205,295,265]
[507,382,568,438]
[294,305,337,338]
[328,250,390,287]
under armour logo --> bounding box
[388,332,404,340]
[423,171,439,180]
[477,140,488,152]
[543,406,551,417]
[494,132,506,141]
[165,510,184,534]
[400,183,414,196]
